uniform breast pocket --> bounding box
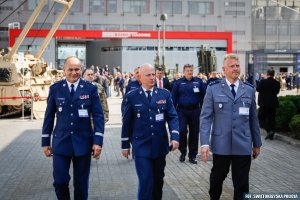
[157,105,167,113]
[56,99,68,113]
[241,98,251,107]
[214,96,228,113]
[78,100,91,109]
[134,106,146,119]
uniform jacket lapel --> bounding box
[73,79,84,101]
[235,80,246,100]
[220,79,234,100]
[151,87,159,105]
[62,80,72,100]
[138,87,149,105]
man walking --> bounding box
[121,63,179,200]
[42,56,105,200]
[256,68,280,140]
[171,64,206,164]
[200,54,262,200]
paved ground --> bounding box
[0,89,299,199]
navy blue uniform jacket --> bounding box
[121,87,179,158]
[42,79,105,157]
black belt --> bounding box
[177,104,200,110]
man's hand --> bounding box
[42,146,52,157]
[122,149,130,159]
[252,147,260,160]
[170,140,179,151]
[105,118,109,123]
[201,146,210,163]
[92,144,102,160]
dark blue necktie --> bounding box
[146,90,151,103]
[70,84,75,97]
[230,84,236,97]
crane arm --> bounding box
[35,0,74,59]
[7,0,48,60]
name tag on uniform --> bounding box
[155,113,164,121]
[239,107,249,115]
[193,87,200,93]
[78,109,89,117]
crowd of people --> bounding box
[41,54,299,200]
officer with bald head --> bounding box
[42,56,105,200]
[121,63,179,200]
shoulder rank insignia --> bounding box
[209,80,221,86]
[243,81,254,88]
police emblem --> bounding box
[219,104,222,109]
[137,113,140,118]
[58,107,62,112]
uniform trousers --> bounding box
[258,106,276,133]
[177,108,201,159]
[134,156,166,200]
[53,154,91,200]
[209,154,251,200]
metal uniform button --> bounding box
[150,117,152,120]
[71,131,73,134]
[71,122,73,125]
[152,133,154,136]
[70,113,73,116]
[70,104,73,107]
[150,125,153,128]
[149,109,151,111]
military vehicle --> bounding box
[197,45,217,75]
[0,0,74,119]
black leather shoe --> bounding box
[189,158,197,164]
[179,154,185,162]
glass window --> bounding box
[23,0,49,11]
[188,2,214,15]
[123,0,150,14]
[254,23,265,36]
[188,25,217,31]
[224,10,245,15]
[166,25,185,31]
[266,24,277,35]
[57,43,86,69]
[89,0,117,13]
[59,24,85,30]
[90,24,120,30]
[224,2,245,7]
[123,25,152,30]
[0,6,13,11]
[291,23,300,35]
[278,24,289,35]
[108,0,117,13]
[89,0,105,13]
[156,1,182,15]
[229,30,246,35]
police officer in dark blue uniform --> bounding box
[172,64,206,164]
[125,66,141,94]
[42,56,104,200]
[121,63,179,200]
[121,67,141,114]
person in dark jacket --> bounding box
[256,68,280,140]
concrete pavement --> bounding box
[0,89,299,199]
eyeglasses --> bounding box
[223,54,239,61]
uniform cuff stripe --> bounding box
[121,137,129,141]
[95,132,104,136]
[41,134,50,138]
[171,130,179,134]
